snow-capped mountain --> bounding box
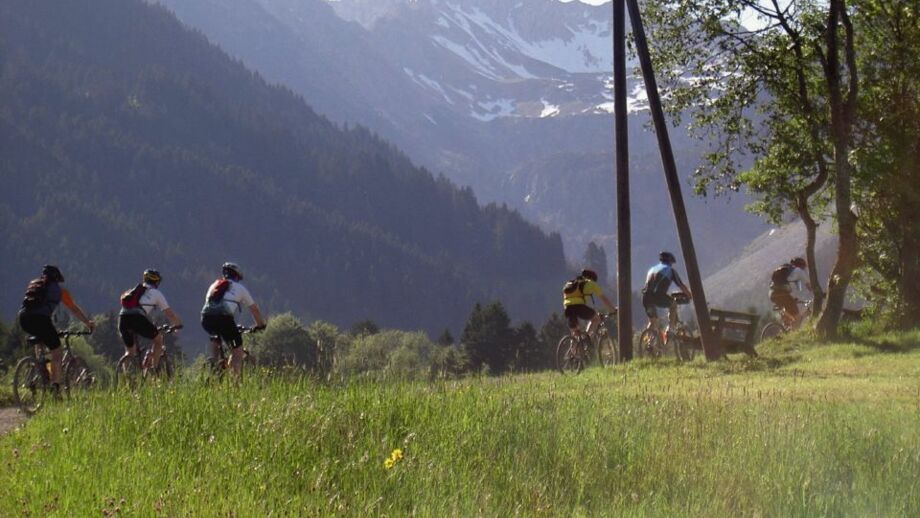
[156,0,767,283]
[327,0,641,121]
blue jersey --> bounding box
[644,263,680,296]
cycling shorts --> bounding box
[18,312,61,350]
[564,304,596,329]
[642,291,672,319]
[201,314,242,349]
[118,313,159,348]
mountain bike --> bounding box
[12,329,93,414]
[638,293,696,361]
[114,324,180,390]
[556,312,618,374]
[760,299,812,341]
[207,325,260,382]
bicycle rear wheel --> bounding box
[114,354,143,390]
[596,335,619,367]
[13,357,47,414]
[760,322,785,342]
[556,335,584,374]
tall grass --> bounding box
[1,334,919,516]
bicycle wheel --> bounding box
[671,328,696,362]
[638,329,664,358]
[556,336,584,374]
[760,322,785,342]
[13,357,47,414]
[145,353,174,382]
[114,354,143,390]
[64,357,95,391]
[596,335,619,367]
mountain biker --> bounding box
[769,257,812,327]
[118,269,183,370]
[642,251,692,341]
[200,262,266,377]
[17,265,95,393]
[562,268,617,339]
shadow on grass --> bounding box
[849,335,920,356]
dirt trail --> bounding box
[0,407,25,436]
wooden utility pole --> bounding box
[624,0,721,359]
[613,0,633,360]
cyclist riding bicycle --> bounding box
[118,269,183,370]
[562,268,616,339]
[17,265,95,393]
[200,262,266,378]
[642,252,692,342]
[769,257,812,327]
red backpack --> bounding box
[207,278,231,303]
[120,284,147,310]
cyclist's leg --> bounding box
[117,313,139,360]
[227,326,245,377]
[564,306,582,338]
[21,313,62,385]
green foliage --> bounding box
[460,302,514,374]
[248,313,315,368]
[350,319,380,337]
[2,332,919,515]
[0,0,566,336]
[338,330,439,380]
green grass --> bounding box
[2,332,920,516]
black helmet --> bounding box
[791,257,807,268]
[42,264,64,282]
[580,268,598,282]
[222,262,243,281]
[143,269,162,286]
[659,251,677,264]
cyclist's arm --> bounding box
[672,272,692,299]
[249,303,266,329]
[597,294,616,314]
[163,307,182,328]
[60,288,95,331]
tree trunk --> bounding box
[798,202,825,314]
[815,0,858,340]
[900,194,920,327]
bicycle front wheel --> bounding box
[596,335,619,367]
[64,357,95,392]
[114,354,143,390]
[760,322,785,342]
[638,329,664,358]
[13,357,47,414]
[556,336,584,374]
[671,328,696,362]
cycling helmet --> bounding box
[791,257,807,268]
[222,262,243,281]
[42,264,64,282]
[143,269,162,286]
[659,251,677,264]
[580,269,598,282]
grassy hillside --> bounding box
[2,332,919,516]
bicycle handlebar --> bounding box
[237,325,266,334]
[157,324,183,334]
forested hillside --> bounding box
[0,0,567,335]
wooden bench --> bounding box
[710,309,760,357]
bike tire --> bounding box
[556,335,584,375]
[114,354,143,391]
[638,329,663,358]
[146,354,174,382]
[596,335,619,367]
[12,357,46,414]
[671,329,696,362]
[760,322,785,342]
[64,357,94,392]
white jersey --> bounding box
[787,267,810,298]
[203,279,254,317]
[121,282,170,317]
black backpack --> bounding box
[120,284,147,310]
[22,278,48,311]
[771,264,794,286]
[562,277,586,296]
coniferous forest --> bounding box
[0,0,568,336]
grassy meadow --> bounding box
[1,331,919,516]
